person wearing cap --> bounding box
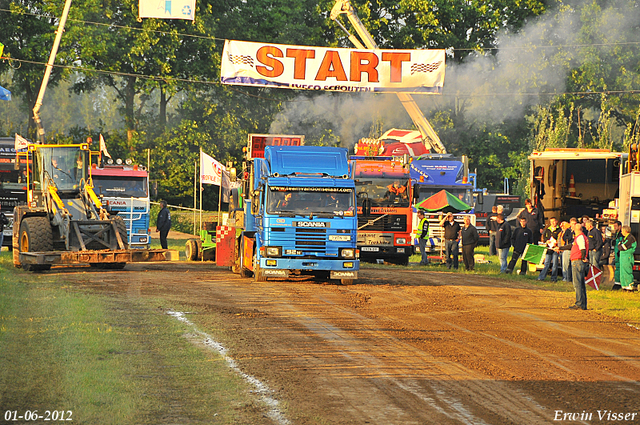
[439,212,461,270]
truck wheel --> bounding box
[238,240,250,277]
[19,216,53,272]
[111,216,128,249]
[20,216,53,253]
[253,252,267,282]
[185,239,199,261]
[341,279,355,286]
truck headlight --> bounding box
[265,246,282,257]
[340,248,355,259]
[396,238,407,244]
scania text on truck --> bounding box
[229,134,359,284]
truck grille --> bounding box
[295,228,327,251]
[357,214,406,232]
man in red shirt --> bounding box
[570,219,589,310]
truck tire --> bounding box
[340,279,355,286]
[185,239,199,261]
[253,252,267,282]
[238,240,250,278]
[20,216,53,272]
[111,216,128,249]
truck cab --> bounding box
[238,142,359,284]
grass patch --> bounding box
[0,251,266,425]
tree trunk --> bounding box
[159,84,167,129]
[124,75,136,144]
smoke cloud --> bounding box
[269,0,640,148]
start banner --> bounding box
[221,39,445,93]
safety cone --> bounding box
[568,174,576,197]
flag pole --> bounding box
[199,149,203,236]
[193,159,197,235]
[218,179,222,226]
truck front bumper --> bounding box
[259,257,359,278]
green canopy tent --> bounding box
[416,189,472,213]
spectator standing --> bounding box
[487,205,498,256]
[439,212,460,270]
[585,219,603,266]
[507,217,533,275]
[461,216,479,271]
[156,200,172,250]
[569,220,589,310]
[538,217,561,282]
[495,213,512,273]
[558,219,575,282]
[517,198,544,243]
[612,220,623,290]
[618,225,637,291]
[0,204,9,249]
[415,210,430,266]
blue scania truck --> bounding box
[231,135,359,284]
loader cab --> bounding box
[33,146,89,194]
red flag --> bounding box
[586,265,602,290]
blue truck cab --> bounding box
[239,145,359,284]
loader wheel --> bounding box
[20,217,53,272]
[185,239,199,261]
[111,216,129,249]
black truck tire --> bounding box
[253,252,267,282]
[19,216,53,272]
[185,239,199,261]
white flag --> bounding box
[200,151,224,186]
[14,133,29,150]
[99,134,112,159]
[139,0,195,20]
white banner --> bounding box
[139,0,195,20]
[14,133,29,150]
[221,40,445,93]
[200,151,224,186]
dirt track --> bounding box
[60,263,640,424]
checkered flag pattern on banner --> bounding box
[228,52,254,67]
[586,265,602,290]
[410,61,442,75]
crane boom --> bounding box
[330,0,447,154]
[33,0,73,144]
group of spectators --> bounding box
[484,198,638,311]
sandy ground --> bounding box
[57,263,640,424]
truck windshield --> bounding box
[267,186,355,215]
[92,176,148,198]
[39,147,88,192]
[355,178,411,207]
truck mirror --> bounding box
[412,184,420,200]
[251,190,260,215]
